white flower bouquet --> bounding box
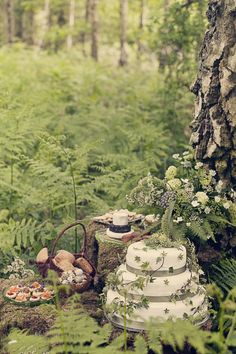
[128,151,236,242]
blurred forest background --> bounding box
[0,0,208,259]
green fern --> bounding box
[7,330,48,354]
[161,200,175,238]
[188,220,208,241]
[209,259,236,292]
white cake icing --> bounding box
[117,264,198,298]
[113,211,129,226]
[105,240,208,330]
[126,241,187,272]
[106,289,207,331]
[106,210,134,239]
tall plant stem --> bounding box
[123,293,127,351]
[53,139,79,253]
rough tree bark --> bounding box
[4,0,14,44]
[81,0,91,56]
[67,0,75,49]
[25,8,35,45]
[137,0,144,60]
[119,0,128,66]
[90,0,99,61]
[39,0,50,49]
[191,0,236,185]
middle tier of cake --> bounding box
[116,264,199,299]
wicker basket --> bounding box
[36,221,96,293]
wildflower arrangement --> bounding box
[128,151,236,242]
[3,257,35,280]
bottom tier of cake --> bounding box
[106,289,208,331]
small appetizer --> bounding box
[30,281,41,289]
[41,290,53,300]
[15,293,29,302]
[8,285,20,293]
[6,291,17,299]
[29,295,40,302]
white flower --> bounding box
[195,192,209,205]
[230,189,236,198]
[216,180,224,193]
[215,196,221,203]
[174,217,183,224]
[173,153,180,160]
[183,151,189,156]
[181,161,192,168]
[181,178,189,184]
[195,162,203,170]
[204,207,211,214]
[191,200,200,207]
[186,222,191,227]
[223,202,230,209]
[209,169,216,176]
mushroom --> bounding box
[36,248,49,264]
[54,250,75,264]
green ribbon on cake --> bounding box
[126,264,186,277]
[125,290,197,303]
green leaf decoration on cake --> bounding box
[178,253,184,261]
[164,308,170,314]
[135,256,141,263]
[161,251,168,257]
[161,200,175,239]
[141,261,150,271]
[164,279,170,286]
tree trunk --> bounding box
[26,9,34,45]
[15,0,24,40]
[137,0,144,59]
[119,0,128,66]
[81,0,91,56]
[90,0,98,61]
[67,0,75,49]
[39,0,50,49]
[4,0,14,44]
[191,0,236,184]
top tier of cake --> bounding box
[113,211,129,226]
[126,240,187,274]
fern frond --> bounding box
[161,200,175,238]
[209,258,236,292]
[188,221,207,241]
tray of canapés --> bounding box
[4,281,55,307]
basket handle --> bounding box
[50,221,88,257]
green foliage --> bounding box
[0,48,174,262]
[209,259,236,293]
[161,200,175,238]
[6,286,236,354]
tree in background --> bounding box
[67,0,75,49]
[137,0,144,60]
[80,0,91,55]
[39,0,51,48]
[4,0,14,44]
[90,0,98,60]
[191,0,236,185]
[119,0,128,66]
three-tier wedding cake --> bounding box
[105,234,208,331]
